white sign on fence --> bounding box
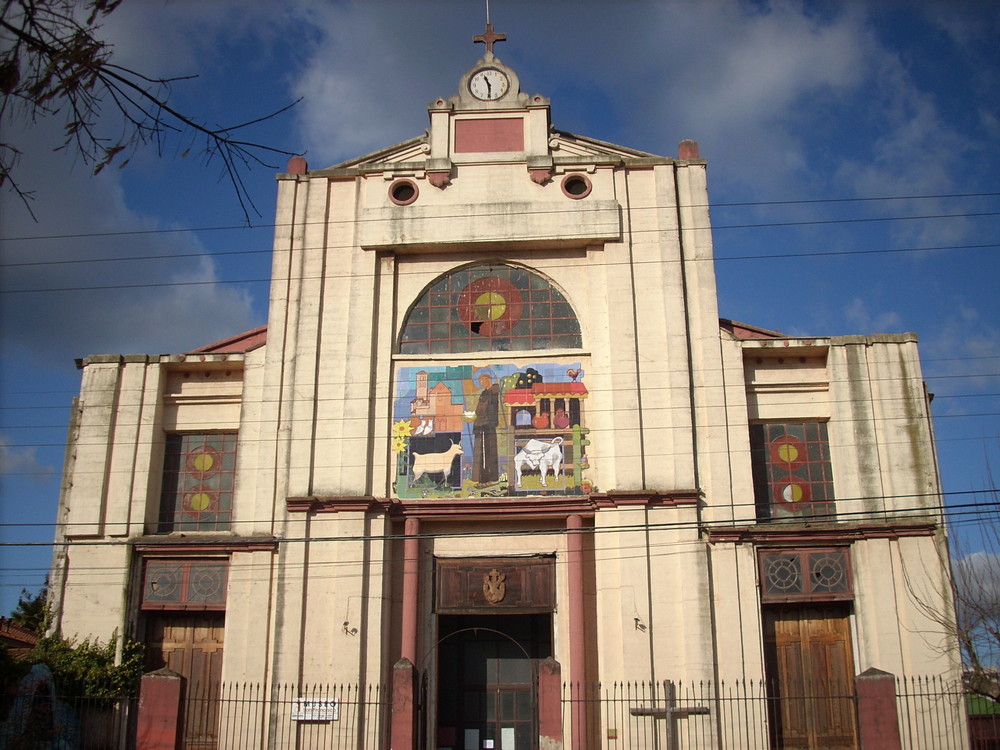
[291,698,339,722]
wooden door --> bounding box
[763,605,857,750]
[145,612,225,750]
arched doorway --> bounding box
[435,614,552,750]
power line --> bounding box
[3,427,993,478]
[4,409,998,440]
[0,354,995,405]
[9,241,997,271]
[0,392,993,450]
[4,505,996,588]
[2,237,995,295]
[1,237,997,297]
[2,354,996,401]
[711,192,1000,208]
[2,489,991,533]
[4,498,997,593]
[3,388,989,415]
[1,496,993,551]
[1,376,996,424]
[1,189,997,244]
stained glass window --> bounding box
[158,433,236,532]
[759,548,852,602]
[399,264,582,354]
[750,422,835,521]
[142,559,229,610]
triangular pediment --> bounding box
[548,130,660,160]
[316,128,662,175]
[322,135,430,172]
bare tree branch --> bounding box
[904,478,1000,701]
[1,0,301,222]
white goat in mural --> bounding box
[514,437,564,488]
[411,442,463,484]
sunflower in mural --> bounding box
[392,419,413,440]
[392,420,414,455]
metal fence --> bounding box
[3,673,985,749]
[183,682,388,750]
[562,677,974,750]
[0,693,135,750]
[897,675,977,750]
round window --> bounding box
[389,179,419,206]
[561,174,592,199]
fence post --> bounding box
[538,658,563,750]
[855,667,902,750]
[391,658,418,750]
[136,668,186,750]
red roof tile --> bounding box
[0,617,39,650]
[504,382,588,405]
[189,326,268,354]
[719,318,783,339]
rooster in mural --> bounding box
[566,368,584,382]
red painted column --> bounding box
[136,669,185,750]
[855,668,902,750]
[401,516,420,665]
[391,658,418,750]
[538,657,564,749]
[567,514,586,750]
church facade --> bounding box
[49,29,963,750]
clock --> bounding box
[469,68,510,101]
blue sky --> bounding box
[1,0,998,616]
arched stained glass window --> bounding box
[399,264,582,354]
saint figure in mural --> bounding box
[472,373,501,484]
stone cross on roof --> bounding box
[473,23,506,55]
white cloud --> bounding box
[0,435,56,483]
[955,550,1000,611]
[289,4,467,166]
[919,2,1000,56]
[830,51,971,247]
[920,306,1000,399]
[2,0,996,369]
[613,2,868,192]
[284,1,875,189]
[98,2,301,76]
[0,117,257,367]
[843,297,903,334]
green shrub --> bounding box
[28,633,143,697]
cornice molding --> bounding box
[132,536,278,554]
[706,521,938,545]
[287,490,702,520]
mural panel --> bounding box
[393,364,592,498]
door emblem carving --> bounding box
[483,569,507,604]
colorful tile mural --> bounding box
[393,363,592,498]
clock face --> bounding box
[469,68,510,101]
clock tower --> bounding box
[423,25,554,189]
[267,21,724,737]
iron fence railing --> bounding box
[2,673,986,749]
[896,675,976,750]
[0,693,136,750]
[562,678,974,750]
[183,682,388,750]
